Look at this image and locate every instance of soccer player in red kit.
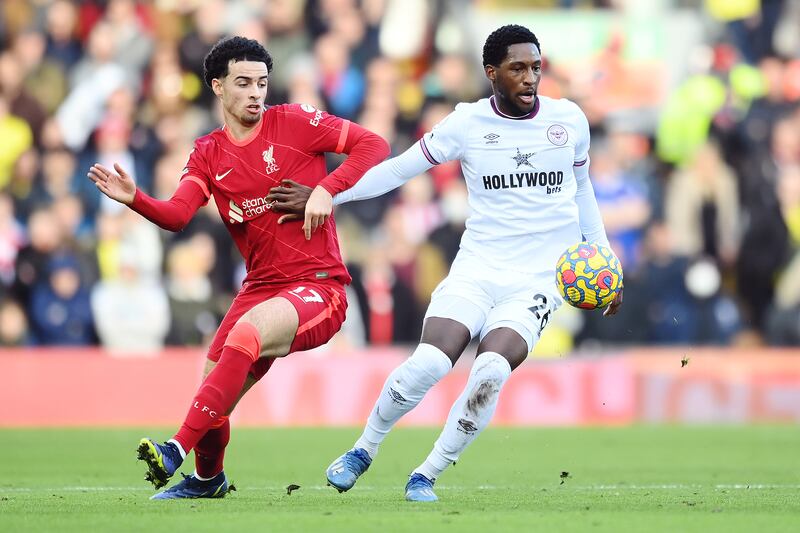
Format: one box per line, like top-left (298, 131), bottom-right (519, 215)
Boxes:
top-left (87, 36), bottom-right (389, 499)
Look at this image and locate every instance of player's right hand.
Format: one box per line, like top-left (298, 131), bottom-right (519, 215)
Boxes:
top-left (603, 286), bottom-right (624, 316)
top-left (87, 163), bottom-right (136, 205)
top-left (303, 185), bottom-right (333, 240)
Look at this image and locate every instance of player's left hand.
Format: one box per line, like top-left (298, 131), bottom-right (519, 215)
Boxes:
top-left (267, 179), bottom-right (313, 224)
top-left (303, 185), bottom-right (333, 240)
top-left (603, 286), bottom-right (624, 317)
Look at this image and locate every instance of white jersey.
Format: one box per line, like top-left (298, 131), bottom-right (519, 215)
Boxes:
top-left (419, 95), bottom-right (588, 274)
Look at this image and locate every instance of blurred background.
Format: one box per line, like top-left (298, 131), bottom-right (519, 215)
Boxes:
top-left (0, 0), bottom-right (799, 358)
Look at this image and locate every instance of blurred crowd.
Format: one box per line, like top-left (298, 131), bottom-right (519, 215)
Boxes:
top-left (0, 0), bottom-right (799, 354)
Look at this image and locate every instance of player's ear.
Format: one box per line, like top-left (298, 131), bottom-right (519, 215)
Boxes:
top-left (485, 65), bottom-right (496, 83)
top-left (211, 78), bottom-right (224, 98)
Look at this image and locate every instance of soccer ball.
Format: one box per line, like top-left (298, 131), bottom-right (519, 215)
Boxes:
top-left (555, 242), bottom-right (623, 309)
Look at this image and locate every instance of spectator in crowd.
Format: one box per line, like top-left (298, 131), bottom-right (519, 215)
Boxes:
top-left (29, 252), bottom-right (95, 345)
top-left (12, 207), bottom-right (63, 309)
top-left (164, 237), bottom-right (218, 347)
top-left (0, 50), bottom-right (47, 146)
top-left (0, 93), bottom-right (33, 189)
top-left (91, 244), bottom-right (170, 354)
top-left (665, 141), bottom-right (740, 267)
top-left (43, 0), bottom-right (83, 71)
top-left (0, 192), bottom-right (24, 288)
top-left (55, 21), bottom-right (129, 151)
top-left (589, 144), bottom-right (651, 271)
top-left (0, 297), bottom-right (30, 347)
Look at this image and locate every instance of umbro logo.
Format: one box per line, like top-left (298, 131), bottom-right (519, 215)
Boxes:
top-left (457, 418), bottom-right (478, 433)
top-left (484, 133), bottom-right (500, 144)
top-left (215, 168), bottom-right (233, 181)
top-left (388, 388), bottom-right (407, 404)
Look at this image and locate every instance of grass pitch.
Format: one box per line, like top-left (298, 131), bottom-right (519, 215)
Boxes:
top-left (1, 426), bottom-right (798, 532)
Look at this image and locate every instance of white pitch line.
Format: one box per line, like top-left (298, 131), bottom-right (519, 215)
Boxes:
top-left (2, 484), bottom-right (800, 493)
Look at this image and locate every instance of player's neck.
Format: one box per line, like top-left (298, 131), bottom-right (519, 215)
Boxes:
top-left (491, 93), bottom-right (537, 118)
top-left (223, 113), bottom-right (262, 142)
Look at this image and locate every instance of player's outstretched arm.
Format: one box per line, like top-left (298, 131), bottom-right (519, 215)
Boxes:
top-left (87, 162), bottom-right (207, 232)
top-left (333, 142), bottom-right (434, 206)
top-left (268, 142), bottom-right (436, 222)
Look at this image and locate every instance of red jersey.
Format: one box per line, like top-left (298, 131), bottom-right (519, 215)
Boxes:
top-left (131, 104), bottom-right (389, 286)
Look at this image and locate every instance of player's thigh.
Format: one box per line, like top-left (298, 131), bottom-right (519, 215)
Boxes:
top-left (207, 282), bottom-right (275, 364)
top-left (240, 296), bottom-right (299, 357)
top-left (205, 283), bottom-right (296, 386)
top-left (424, 269), bottom-right (492, 348)
top-left (278, 282), bottom-right (347, 354)
top-left (223, 283), bottom-right (345, 357)
top-left (480, 282), bottom-right (561, 357)
top-left (206, 294), bottom-right (299, 359)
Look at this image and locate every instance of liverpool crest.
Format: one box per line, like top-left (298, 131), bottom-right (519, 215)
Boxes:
top-left (263, 146), bottom-right (280, 174)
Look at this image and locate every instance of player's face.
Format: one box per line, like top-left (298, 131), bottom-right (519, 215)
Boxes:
top-left (485, 43), bottom-right (542, 116)
top-left (213, 60), bottom-right (269, 126)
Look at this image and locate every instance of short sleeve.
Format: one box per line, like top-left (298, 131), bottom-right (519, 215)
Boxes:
top-left (282, 103), bottom-right (351, 155)
top-left (572, 104), bottom-right (591, 166)
top-left (419, 104), bottom-right (467, 164)
top-left (180, 142), bottom-right (212, 201)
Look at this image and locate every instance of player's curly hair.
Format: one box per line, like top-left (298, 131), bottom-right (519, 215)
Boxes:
top-left (482, 24), bottom-right (541, 67)
top-left (203, 36), bottom-right (273, 88)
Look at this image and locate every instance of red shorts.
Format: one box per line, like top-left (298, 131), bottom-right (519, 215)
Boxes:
top-left (207, 281), bottom-right (347, 380)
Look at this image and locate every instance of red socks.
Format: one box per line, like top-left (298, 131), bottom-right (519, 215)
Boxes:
top-left (194, 417), bottom-right (230, 478)
top-left (172, 322), bottom-right (261, 454)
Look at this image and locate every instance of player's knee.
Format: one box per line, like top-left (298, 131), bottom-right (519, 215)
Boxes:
top-left (224, 321), bottom-right (262, 362)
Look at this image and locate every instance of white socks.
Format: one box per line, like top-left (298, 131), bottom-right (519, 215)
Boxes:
top-left (168, 439), bottom-right (187, 460)
top-left (354, 343), bottom-right (452, 458)
top-left (413, 352), bottom-right (511, 481)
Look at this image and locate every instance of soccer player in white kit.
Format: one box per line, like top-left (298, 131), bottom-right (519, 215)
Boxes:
top-left (269, 24), bottom-right (624, 502)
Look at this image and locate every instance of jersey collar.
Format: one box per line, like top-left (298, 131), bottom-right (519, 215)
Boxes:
top-left (489, 95), bottom-right (540, 120)
top-left (221, 110), bottom-right (266, 147)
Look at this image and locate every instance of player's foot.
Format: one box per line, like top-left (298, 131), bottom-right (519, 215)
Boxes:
top-left (150, 472), bottom-right (232, 500)
top-left (326, 448), bottom-right (372, 492)
top-left (405, 472), bottom-right (438, 502)
top-left (137, 438), bottom-right (183, 489)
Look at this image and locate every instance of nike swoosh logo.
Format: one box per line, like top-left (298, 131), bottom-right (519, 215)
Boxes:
top-left (215, 168), bottom-right (233, 181)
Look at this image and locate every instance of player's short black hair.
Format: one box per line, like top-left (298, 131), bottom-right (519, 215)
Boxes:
top-left (482, 24), bottom-right (541, 67)
top-left (203, 36), bottom-right (273, 88)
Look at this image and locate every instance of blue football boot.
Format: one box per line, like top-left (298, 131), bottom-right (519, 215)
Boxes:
top-left (150, 472), bottom-right (232, 500)
top-left (326, 448), bottom-right (372, 492)
top-left (405, 472), bottom-right (438, 502)
top-left (137, 438), bottom-right (183, 489)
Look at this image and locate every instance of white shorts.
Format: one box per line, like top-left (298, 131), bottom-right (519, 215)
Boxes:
top-left (424, 251), bottom-right (563, 352)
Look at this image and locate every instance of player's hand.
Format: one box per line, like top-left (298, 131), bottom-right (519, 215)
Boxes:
top-left (267, 179), bottom-right (313, 224)
top-left (603, 286), bottom-right (624, 317)
top-left (303, 185), bottom-right (333, 240)
top-left (87, 163), bottom-right (136, 205)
